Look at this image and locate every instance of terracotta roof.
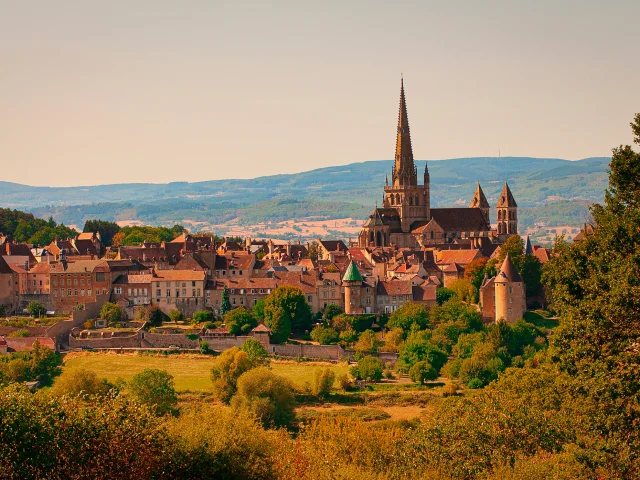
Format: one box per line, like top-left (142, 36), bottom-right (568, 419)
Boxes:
top-left (49, 260), bottom-right (108, 274)
top-left (496, 254), bottom-right (523, 283)
top-left (153, 269), bottom-right (206, 281)
top-left (532, 246), bottom-right (550, 264)
top-left (252, 324), bottom-right (271, 333)
top-left (113, 274), bottom-right (153, 285)
top-left (412, 284), bottom-right (437, 302)
top-left (0, 255), bottom-right (12, 274)
top-left (436, 249), bottom-right (482, 266)
top-left (377, 279), bottom-right (412, 296)
top-left (443, 263), bottom-right (464, 274)
top-left (5, 337), bottom-right (55, 352)
top-left (77, 232), bottom-right (96, 240)
top-left (318, 239), bottom-right (348, 253)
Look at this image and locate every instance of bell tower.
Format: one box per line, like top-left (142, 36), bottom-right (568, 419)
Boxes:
top-left (496, 182), bottom-right (518, 240)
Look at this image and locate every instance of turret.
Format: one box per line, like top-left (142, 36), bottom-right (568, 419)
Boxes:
top-left (494, 254), bottom-right (525, 323)
top-left (342, 260), bottom-right (363, 315)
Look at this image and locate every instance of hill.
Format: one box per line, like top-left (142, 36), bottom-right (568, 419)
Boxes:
top-left (0, 156), bottom-right (608, 241)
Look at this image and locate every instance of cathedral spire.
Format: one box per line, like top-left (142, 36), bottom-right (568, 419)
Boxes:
top-left (393, 76), bottom-right (416, 187)
top-left (469, 182), bottom-right (489, 209)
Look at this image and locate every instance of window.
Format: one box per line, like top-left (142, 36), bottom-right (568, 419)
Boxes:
top-left (251, 289), bottom-right (255, 294)
top-left (81, 290), bottom-right (85, 297)
top-left (127, 288), bottom-right (132, 296)
top-left (181, 289), bottom-right (186, 296)
top-left (166, 290), bottom-right (171, 297)
top-left (231, 289), bottom-right (235, 294)
top-left (95, 272), bottom-right (105, 282)
top-left (323, 291), bottom-right (327, 299)
top-left (182, 283), bottom-right (186, 288)
top-left (156, 289), bottom-right (161, 296)
top-left (115, 287), bottom-right (122, 295)
top-left (175, 282), bottom-right (180, 287)
top-left (88, 289), bottom-right (92, 296)
top-left (331, 291), bottom-right (335, 298)
top-left (67, 289), bottom-right (72, 296)
top-left (307, 295), bottom-right (312, 303)
top-left (232, 298), bottom-right (236, 305)
top-left (259, 289), bottom-right (264, 294)
top-left (192, 281), bottom-right (196, 287)
top-left (81, 279), bottom-right (84, 285)
top-left (74, 290), bottom-right (78, 296)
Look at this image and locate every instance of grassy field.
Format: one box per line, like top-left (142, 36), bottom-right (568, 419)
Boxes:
top-left (62, 352), bottom-right (350, 392)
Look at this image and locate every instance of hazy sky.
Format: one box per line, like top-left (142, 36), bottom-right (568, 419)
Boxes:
top-left (1, 1), bottom-right (638, 187)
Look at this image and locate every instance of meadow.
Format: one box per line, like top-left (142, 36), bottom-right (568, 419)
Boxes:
top-left (62, 352), bottom-right (350, 392)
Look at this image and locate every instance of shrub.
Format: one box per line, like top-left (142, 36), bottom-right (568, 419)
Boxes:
top-left (128, 368), bottom-right (178, 416)
top-left (310, 325), bottom-right (339, 345)
top-left (7, 328), bottom-right (29, 338)
top-left (199, 339), bottom-right (211, 355)
top-left (210, 347), bottom-right (256, 403)
top-left (83, 319), bottom-right (94, 329)
top-left (224, 307), bottom-right (257, 335)
top-left (231, 367), bottom-right (296, 428)
top-left (337, 373), bottom-right (352, 392)
top-left (322, 304), bottom-right (342, 322)
top-left (50, 368), bottom-right (112, 398)
top-left (353, 356), bottom-right (383, 382)
top-left (467, 377), bottom-right (484, 389)
top-left (312, 368), bottom-right (335, 397)
top-left (193, 310), bottom-right (214, 324)
top-left (436, 287), bottom-right (456, 305)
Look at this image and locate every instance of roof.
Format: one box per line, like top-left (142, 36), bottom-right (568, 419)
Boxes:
top-left (428, 208), bottom-right (490, 233)
top-left (436, 249), bottom-right (482, 266)
top-left (443, 263), bottom-right (465, 274)
top-left (496, 182), bottom-right (517, 208)
top-left (532, 246), bottom-right (551, 264)
top-left (393, 77), bottom-right (417, 186)
top-left (496, 254), bottom-right (523, 283)
top-left (49, 260), bottom-right (109, 274)
top-left (113, 274), bottom-right (153, 285)
top-left (252, 324), bottom-right (271, 333)
top-left (342, 260), bottom-right (363, 282)
top-left (4, 337), bottom-right (55, 352)
top-left (469, 183), bottom-right (490, 209)
top-left (318, 239), bottom-right (348, 253)
top-left (363, 208), bottom-right (402, 231)
top-left (412, 284), bottom-right (437, 302)
top-left (377, 279), bottom-right (412, 296)
top-left (0, 255), bottom-right (12, 274)
top-left (153, 269), bottom-right (206, 281)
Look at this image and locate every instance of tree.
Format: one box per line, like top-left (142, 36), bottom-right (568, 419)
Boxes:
top-left (51, 368), bottom-right (111, 398)
top-left (27, 301), bottom-right (46, 317)
top-left (100, 302), bottom-right (123, 325)
top-left (263, 285), bottom-right (312, 336)
top-left (312, 368), bottom-right (335, 397)
top-left (169, 309), bottom-right (183, 323)
top-left (397, 331), bottom-right (448, 374)
top-left (230, 367), bottom-right (296, 428)
top-left (381, 328), bottom-right (404, 353)
top-left (464, 257), bottom-right (489, 290)
top-left (210, 347), bottom-right (256, 403)
top-left (339, 328), bottom-right (358, 346)
top-left (322, 304), bottom-right (342, 322)
top-left (220, 285), bottom-right (231, 316)
top-left (252, 298), bottom-right (266, 320)
top-left (497, 235), bottom-right (525, 268)
top-left (128, 368), bottom-right (178, 416)
top-left (436, 288), bottom-right (456, 305)
top-left (83, 219), bottom-right (121, 247)
top-left (387, 302), bottom-right (430, 331)
top-left (448, 279), bottom-right (478, 304)
top-left (241, 338), bottom-right (268, 364)
top-left (409, 361), bottom-right (438, 385)
top-left (139, 304), bottom-right (163, 326)
top-left (224, 307), bottom-right (257, 335)
top-left (354, 329), bottom-right (381, 354)
top-left (193, 310), bottom-right (214, 324)
top-left (310, 325), bottom-right (339, 345)
top-left (351, 356), bottom-right (383, 382)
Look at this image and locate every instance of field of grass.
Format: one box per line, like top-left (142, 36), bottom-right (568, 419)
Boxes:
top-left (61, 352), bottom-right (350, 392)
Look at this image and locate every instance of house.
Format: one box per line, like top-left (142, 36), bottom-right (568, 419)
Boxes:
top-left (151, 269), bottom-right (206, 317)
top-left (376, 278), bottom-right (413, 314)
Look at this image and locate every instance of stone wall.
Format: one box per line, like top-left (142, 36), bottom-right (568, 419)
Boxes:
top-left (271, 343), bottom-right (348, 361)
top-left (19, 294), bottom-right (53, 311)
top-left (142, 332), bottom-right (199, 349)
top-left (201, 336), bottom-right (247, 350)
top-left (69, 332), bottom-right (141, 349)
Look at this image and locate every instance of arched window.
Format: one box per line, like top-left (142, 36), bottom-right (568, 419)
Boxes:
top-left (409, 196), bottom-right (413, 206)
top-left (396, 194), bottom-right (401, 204)
top-left (390, 195), bottom-right (394, 205)
top-left (415, 194), bottom-right (419, 205)
top-left (369, 231), bottom-right (374, 245)
top-left (376, 231), bottom-right (382, 246)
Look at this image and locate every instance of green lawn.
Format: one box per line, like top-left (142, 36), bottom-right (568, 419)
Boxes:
top-left (62, 353), bottom-right (349, 392)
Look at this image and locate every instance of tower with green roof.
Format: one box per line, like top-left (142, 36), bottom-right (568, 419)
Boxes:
top-left (342, 259), bottom-right (363, 314)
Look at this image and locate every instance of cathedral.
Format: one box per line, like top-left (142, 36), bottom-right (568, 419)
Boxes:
top-left (358, 79), bottom-right (518, 249)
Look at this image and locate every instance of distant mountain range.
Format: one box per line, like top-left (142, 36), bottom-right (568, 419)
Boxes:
top-left (0, 156), bottom-right (609, 238)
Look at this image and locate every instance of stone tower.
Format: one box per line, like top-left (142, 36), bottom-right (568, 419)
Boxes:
top-left (496, 182), bottom-right (517, 240)
top-left (494, 254), bottom-right (526, 323)
top-left (342, 260), bottom-right (363, 315)
top-left (469, 182), bottom-right (490, 225)
top-left (382, 77), bottom-right (430, 232)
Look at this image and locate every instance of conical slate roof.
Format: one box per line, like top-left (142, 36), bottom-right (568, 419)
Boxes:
top-left (469, 183), bottom-right (490, 209)
top-left (524, 235), bottom-right (533, 255)
top-left (342, 260), bottom-right (363, 282)
top-left (496, 182), bottom-right (517, 207)
top-left (496, 254), bottom-right (523, 283)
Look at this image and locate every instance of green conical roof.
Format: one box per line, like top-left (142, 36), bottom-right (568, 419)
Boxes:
top-left (342, 260), bottom-right (363, 282)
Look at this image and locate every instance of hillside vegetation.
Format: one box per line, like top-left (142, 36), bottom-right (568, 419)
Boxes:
top-left (1, 157), bottom-right (608, 235)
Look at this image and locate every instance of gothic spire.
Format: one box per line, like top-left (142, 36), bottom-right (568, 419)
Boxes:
top-left (496, 182), bottom-right (517, 207)
top-left (469, 182), bottom-right (490, 209)
top-left (393, 76), bottom-right (417, 187)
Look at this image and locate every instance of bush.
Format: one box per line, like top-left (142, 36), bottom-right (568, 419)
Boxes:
top-left (467, 377), bottom-right (484, 389)
top-left (337, 373), bottom-right (352, 392)
top-left (199, 339), bottom-right (211, 355)
top-left (436, 287), bottom-right (456, 305)
top-left (50, 368), bottom-right (112, 398)
top-left (409, 361), bottom-right (438, 385)
top-left (7, 328), bottom-right (29, 338)
top-left (169, 309), bottom-right (183, 323)
top-left (100, 302), bottom-right (123, 325)
top-left (322, 304), bottom-right (342, 322)
top-left (231, 367), bottom-right (296, 428)
top-left (310, 325), bottom-right (339, 345)
top-left (83, 319), bottom-right (94, 329)
top-left (193, 310), bottom-right (214, 324)
top-left (27, 301), bottom-right (46, 317)
top-left (312, 368), bottom-right (335, 397)
top-left (210, 347), bottom-right (256, 403)
top-left (224, 307), bottom-right (257, 335)
top-left (353, 356), bottom-right (383, 383)
top-left (128, 368), bottom-right (178, 416)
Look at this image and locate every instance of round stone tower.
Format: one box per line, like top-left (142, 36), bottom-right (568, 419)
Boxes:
top-left (342, 259), bottom-right (363, 315)
top-left (495, 254), bottom-right (526, 323)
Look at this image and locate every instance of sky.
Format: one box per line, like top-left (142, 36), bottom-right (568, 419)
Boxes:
top-left (1, 0), bottom-right (638, 187)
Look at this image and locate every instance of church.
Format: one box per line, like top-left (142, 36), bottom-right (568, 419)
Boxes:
top-left (358, 79), bottom-right (518, 249)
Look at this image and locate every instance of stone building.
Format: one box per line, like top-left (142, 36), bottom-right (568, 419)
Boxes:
top-left (358, 78), bottom-right (518, 249)
top-left (480, 254), bottom-right (526, 323)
